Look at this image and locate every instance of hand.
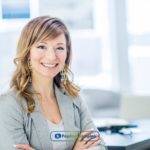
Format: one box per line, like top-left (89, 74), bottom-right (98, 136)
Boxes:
top-left (14, 144), bottom-right (35, 150)
top-left (73, 129), bottom-right (100, 150)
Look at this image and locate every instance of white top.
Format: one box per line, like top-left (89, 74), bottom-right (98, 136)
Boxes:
top-left (47, 119), bottom-right (67, 150)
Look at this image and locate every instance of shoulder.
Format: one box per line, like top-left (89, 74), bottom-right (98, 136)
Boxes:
top-left (0, 90), bottom-right (19, 105)
top-left (0, 91), bottom-right (26, 131)
top-left (55, 84), bottom-right (82, 108)
top-left (0, 90), bottom-right (16, 105)
top-left (70, 92), bottom-right (85, 109)
top-left (0, 90), bottom-right (24, 114)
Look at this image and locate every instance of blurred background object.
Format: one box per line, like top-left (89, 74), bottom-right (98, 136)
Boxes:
top-left (120, 95), bottom-right (150, 120)
top-left (81, 88), bottom-right (121, 118)
top-left (1, 0), bottom-right (150, 120)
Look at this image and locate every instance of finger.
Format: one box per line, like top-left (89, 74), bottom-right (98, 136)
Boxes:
top-left (83, 132), bottom-right (100, 143)
top-left (14, 144), bottom-right (29, 150)
top-left (74, 133), bottom-right (93, 149)
top-left (79, 130), bottom-right (94, 141)
top-left (89, 133), bottom-right (100, 142)
top-left (88, 139), bottom-right (101, 148)
top-left (84, 134), bottom-right (100, 147)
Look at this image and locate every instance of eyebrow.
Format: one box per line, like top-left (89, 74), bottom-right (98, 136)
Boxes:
top-left (39, 42), bottom-right (65, 45)
top-left (57, 43), bottom-right (65, 45)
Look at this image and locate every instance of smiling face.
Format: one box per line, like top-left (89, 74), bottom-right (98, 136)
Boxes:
top-left (29, 34), bottom-right (67, 81)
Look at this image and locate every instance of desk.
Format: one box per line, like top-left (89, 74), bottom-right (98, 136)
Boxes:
top-left (99, 120), bottom-right (150, 150)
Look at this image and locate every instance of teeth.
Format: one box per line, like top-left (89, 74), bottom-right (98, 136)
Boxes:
top-left (42, 63), bottom-right (57, 68)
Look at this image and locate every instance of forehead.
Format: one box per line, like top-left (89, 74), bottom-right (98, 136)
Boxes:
top-left (40, 34), bottom-right (66, 44)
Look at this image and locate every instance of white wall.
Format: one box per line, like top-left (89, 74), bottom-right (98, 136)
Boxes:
top-left (0, 30), bottom-right (20, 93)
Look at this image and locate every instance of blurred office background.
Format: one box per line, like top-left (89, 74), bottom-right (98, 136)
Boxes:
top-left (0, 0), bottom-right (150, 120)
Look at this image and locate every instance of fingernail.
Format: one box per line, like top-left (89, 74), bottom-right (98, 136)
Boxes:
top-left (13, 145), bottom-right (17, 147)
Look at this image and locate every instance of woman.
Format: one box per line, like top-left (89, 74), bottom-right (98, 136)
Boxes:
top-left (0, 16), bottom-right (107, 150)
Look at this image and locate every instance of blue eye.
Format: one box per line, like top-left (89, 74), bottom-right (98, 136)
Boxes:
top-left (37, 45), bottom-right (47, 49)
top-left (57, 47), bottom-right (64, 50)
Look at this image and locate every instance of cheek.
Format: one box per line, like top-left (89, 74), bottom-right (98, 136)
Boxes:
top-left (57, 51), bottom-right (67, 62)
top-left (61, 53), bottom-right (67, 64)
top-left (30, 52), bottom-right (42, 66)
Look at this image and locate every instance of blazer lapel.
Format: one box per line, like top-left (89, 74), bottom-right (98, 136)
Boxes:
top-left (30, 98), bottom-right (53, 150)
top-left (54, 85), bottom-right (80, 148)
top-left (28, 84), bottom-right (80, 149)
top-left (25, 83), bottom-right (52, 150)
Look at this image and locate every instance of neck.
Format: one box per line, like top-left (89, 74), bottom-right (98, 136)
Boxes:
top-left (32, 76), bottom-right (55, 101)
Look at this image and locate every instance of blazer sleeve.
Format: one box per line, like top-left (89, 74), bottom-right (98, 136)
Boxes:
top-left (79, 96), bottom-right (108, 150)
top-left (0, 93), bottom-right (29, 150)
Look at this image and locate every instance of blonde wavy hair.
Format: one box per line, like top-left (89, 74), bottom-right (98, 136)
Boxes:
top-left (10, 16), bottom-right (80, 112)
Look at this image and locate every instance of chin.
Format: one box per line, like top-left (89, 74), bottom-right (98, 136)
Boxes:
top-left (41, 72), bottom-right (59, 79)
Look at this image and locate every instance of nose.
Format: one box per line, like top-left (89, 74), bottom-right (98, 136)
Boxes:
top-left (46, 47), bottom-right (57, 60)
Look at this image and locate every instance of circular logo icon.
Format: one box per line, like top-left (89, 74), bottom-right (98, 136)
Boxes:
top-left (55, 133), bottom-right (61, 139)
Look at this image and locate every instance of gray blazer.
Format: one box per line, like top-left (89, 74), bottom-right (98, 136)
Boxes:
top-left (0, 84), bottom-right (107, 150)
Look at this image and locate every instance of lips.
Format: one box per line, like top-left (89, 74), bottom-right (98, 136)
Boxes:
top-left (41, 63), bottom-right (58, 69)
